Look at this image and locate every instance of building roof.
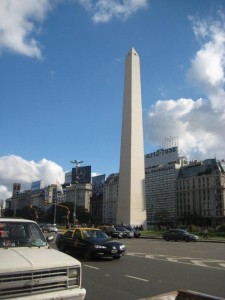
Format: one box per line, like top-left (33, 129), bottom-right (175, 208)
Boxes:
top-left (178, 159), bottom-right (224, 178)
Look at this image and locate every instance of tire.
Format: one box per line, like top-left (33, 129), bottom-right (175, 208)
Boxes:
top-left (165, 236), bottom-right (170, 241)
top-left (113, 256), bottom-right (121, 259)
top-left (83, 249), bottom-right (92, 260)
top-left (185, 237), bottom-right (190, 242)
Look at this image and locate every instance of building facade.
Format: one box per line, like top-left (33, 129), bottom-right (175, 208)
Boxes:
top-left (65, 183), bottom-right (92, 212)
top-left (145, 146), bottom-right (187, 227)
top-left (103, 173), bottom-right (119, 225)
top-left (176, 159), bottom-right (225, 226)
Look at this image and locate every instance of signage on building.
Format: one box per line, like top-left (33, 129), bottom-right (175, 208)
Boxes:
top-left (145, 146), bottom-right (179, 168)
top-left (72, 166), bottom-right (91, 184)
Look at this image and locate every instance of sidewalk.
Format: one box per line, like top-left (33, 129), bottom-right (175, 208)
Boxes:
top-left (140, 235), bottom-right (225, 243)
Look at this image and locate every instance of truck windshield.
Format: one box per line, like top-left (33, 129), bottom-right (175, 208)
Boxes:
top-left (0, 221), bottom-right (47, 248)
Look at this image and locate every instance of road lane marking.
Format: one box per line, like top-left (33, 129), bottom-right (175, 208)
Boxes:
top-left (167, 258), bottom-right (178, 262)
top-left (191, 260), bottom-right (207, 267)
top-left (219, 263), bottom-right (225, 268)
top-left (84, 265), bottom-right (100, 270)
top-left (125, 275), bottom-right (149, 282)
top-left (126, 252), bottom-right (225, 270)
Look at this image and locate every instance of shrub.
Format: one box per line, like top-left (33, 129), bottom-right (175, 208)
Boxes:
top-left (216, 223), bottom-right (225, 232)
top-left (189, 224), bottom-right (201, 232)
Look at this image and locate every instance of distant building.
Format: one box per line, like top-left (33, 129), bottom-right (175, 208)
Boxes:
top-left (65, 171), bottom-right (72, 184)
top-left (90, 175), bottom-right (105, 225)
top-left (176, 159), bottom-right (225, 226)
top-left (103, 173), bottom-right (119, 224)
top-left (65, 183), bottom-right (92, 213)
top-left (145, 146), bottom-right (188, 227)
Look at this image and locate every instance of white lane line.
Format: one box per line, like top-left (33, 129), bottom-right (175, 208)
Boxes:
top-left (84, 265), bottom-right (100, 270)
top-left (219, 263), bottom-right (225, 268)
top-left (191, 260), bottom-right (207, 267)
top-left (167, 258), bottom-right (178, 262)
top-left (125, 275), bottom-right (149, 282)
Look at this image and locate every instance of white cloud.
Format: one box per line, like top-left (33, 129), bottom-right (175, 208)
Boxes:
top-left (145, 12), bottom-right (225, 161)
top-left (78, 0), bottom-right (149, 23)
top-left (0, 0), bottom-right (54, 58)
top-left (0, 155), bottom-right (65, 201)
top-left (0, 0), bottom-right (148, 58)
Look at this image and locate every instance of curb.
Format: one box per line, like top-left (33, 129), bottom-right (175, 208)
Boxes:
top-left (140, 236), bottom-right (225, 243)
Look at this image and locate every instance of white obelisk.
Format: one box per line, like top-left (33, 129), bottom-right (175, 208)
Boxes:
top-left (117, 48), bottom-right (146, 227)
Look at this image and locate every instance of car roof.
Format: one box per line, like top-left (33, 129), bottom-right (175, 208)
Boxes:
top-left (0, 218), bottom-right (36, 224)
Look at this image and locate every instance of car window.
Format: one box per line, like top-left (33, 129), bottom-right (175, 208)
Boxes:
top-left (64, 230), bottom-right (74, 238)
top-left (74, 230), bottom-right (81, 239)
top-left (0, 222), bottom-right (46, 248)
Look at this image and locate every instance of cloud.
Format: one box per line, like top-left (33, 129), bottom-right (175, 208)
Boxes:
top-left (0, 0), bottom-right (54, 58)
top-left (145, 12), bottom-right (225, 161)
top-left (0, 155), bottom-right (65, 201)
top-left (78, 0), bottom-right (149, 23)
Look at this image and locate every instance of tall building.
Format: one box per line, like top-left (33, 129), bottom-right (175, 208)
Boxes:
top-left (103, 173), bottom-right (119, 224)
top-left (145, 146), bottom-right (187, 227)
top-left (91, 175), bottom-right (105, 225)
top-left (117, 48), bottom-right (146, 227)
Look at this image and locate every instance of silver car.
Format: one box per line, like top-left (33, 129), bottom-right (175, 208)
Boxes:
top-left (42, 224), bottom-right (58, 233)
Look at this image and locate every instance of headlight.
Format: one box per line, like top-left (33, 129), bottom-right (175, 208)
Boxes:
top-left (68, 268), bottom-right (79, 278)
top-left (94, 244), bottom-right (107, 249)
top-left (119, 244), bottom-right (125, 250)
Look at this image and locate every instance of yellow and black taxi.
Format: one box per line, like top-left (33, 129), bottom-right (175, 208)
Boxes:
top-left (56, 228), bottom-right (126, 260)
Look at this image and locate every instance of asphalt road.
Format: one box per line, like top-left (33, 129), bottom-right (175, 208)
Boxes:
top-left (49, 236), bottom-right (225, 300)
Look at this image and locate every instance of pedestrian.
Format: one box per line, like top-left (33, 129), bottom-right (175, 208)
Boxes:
top-left (203, 227), bottom-right (208, 239)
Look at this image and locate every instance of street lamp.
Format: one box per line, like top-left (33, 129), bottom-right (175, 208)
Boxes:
top-left (70, 160), bottom-right (83, 226)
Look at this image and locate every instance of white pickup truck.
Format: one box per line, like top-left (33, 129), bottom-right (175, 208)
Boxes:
top-left (0, 218), bottom-right (86, 300)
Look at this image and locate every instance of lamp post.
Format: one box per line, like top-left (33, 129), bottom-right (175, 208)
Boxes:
top-left (70, 160), bottom-right (83, 226)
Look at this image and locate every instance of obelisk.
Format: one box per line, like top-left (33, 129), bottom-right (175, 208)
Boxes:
top-left (117, 48), bottom-right (146, 227)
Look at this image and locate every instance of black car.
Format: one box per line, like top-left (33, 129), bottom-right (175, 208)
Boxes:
top-left (56, 228), bottom-right (126, 260)
top-left (98, 226), bottom-right (123, 239)
top-left (123, 226), bottom-right (141, 238)
top-left (162, 229), bottom-right (199, 242)
top-left (114, 226), bottom-right (134, 238)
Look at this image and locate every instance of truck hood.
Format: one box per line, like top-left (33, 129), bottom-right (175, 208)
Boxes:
top-left (0, 247), bottom-right (80, 273)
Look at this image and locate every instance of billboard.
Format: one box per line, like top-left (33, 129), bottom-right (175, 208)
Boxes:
top-left (145, 146), bottom-right (179, 168)
top-left (72, 166), bottom-right (91, 184)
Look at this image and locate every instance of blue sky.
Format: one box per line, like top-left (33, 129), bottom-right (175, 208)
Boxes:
top-left (0, 0), bottom-right (225, 200)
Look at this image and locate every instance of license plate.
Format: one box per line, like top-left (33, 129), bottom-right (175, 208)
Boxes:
top-left (111, 249), bottom-right (118, 253)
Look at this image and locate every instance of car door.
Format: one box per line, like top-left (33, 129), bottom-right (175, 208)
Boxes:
top-left (62, 230), bottom-right (74, 250)
top-left (72, 229), bottom-right (87, 255)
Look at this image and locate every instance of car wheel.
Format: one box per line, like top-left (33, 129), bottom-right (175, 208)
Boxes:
top-left (185, 237), bottom-right (190, 242)
top-left (165, 236), bottom-right (170, 241)
top-left (114, 256), bottom-right (121, 259)
top-left (83, 249), bottom-right (92, 260)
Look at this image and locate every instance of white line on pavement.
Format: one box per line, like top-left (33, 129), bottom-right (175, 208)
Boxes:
top-left (125, 275), bottom-right (149, 282)
top-left (84, 265), bottom-right (100, 270)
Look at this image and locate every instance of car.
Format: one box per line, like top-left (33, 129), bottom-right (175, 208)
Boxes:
top-left (162, 229), bottom-right (199, 242)
top-left (98, 225), bottom-right (123, 239)
top-left (114, 226), bottom-right (134, 238)
top-left (0, 218), bottom-right (86, 299)
top-left (56, 227), bottom-right (126, 260)
top-left (123, 225), bottom-right (141, 238)
top-left (42, 223), bottom-right (58, 233)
